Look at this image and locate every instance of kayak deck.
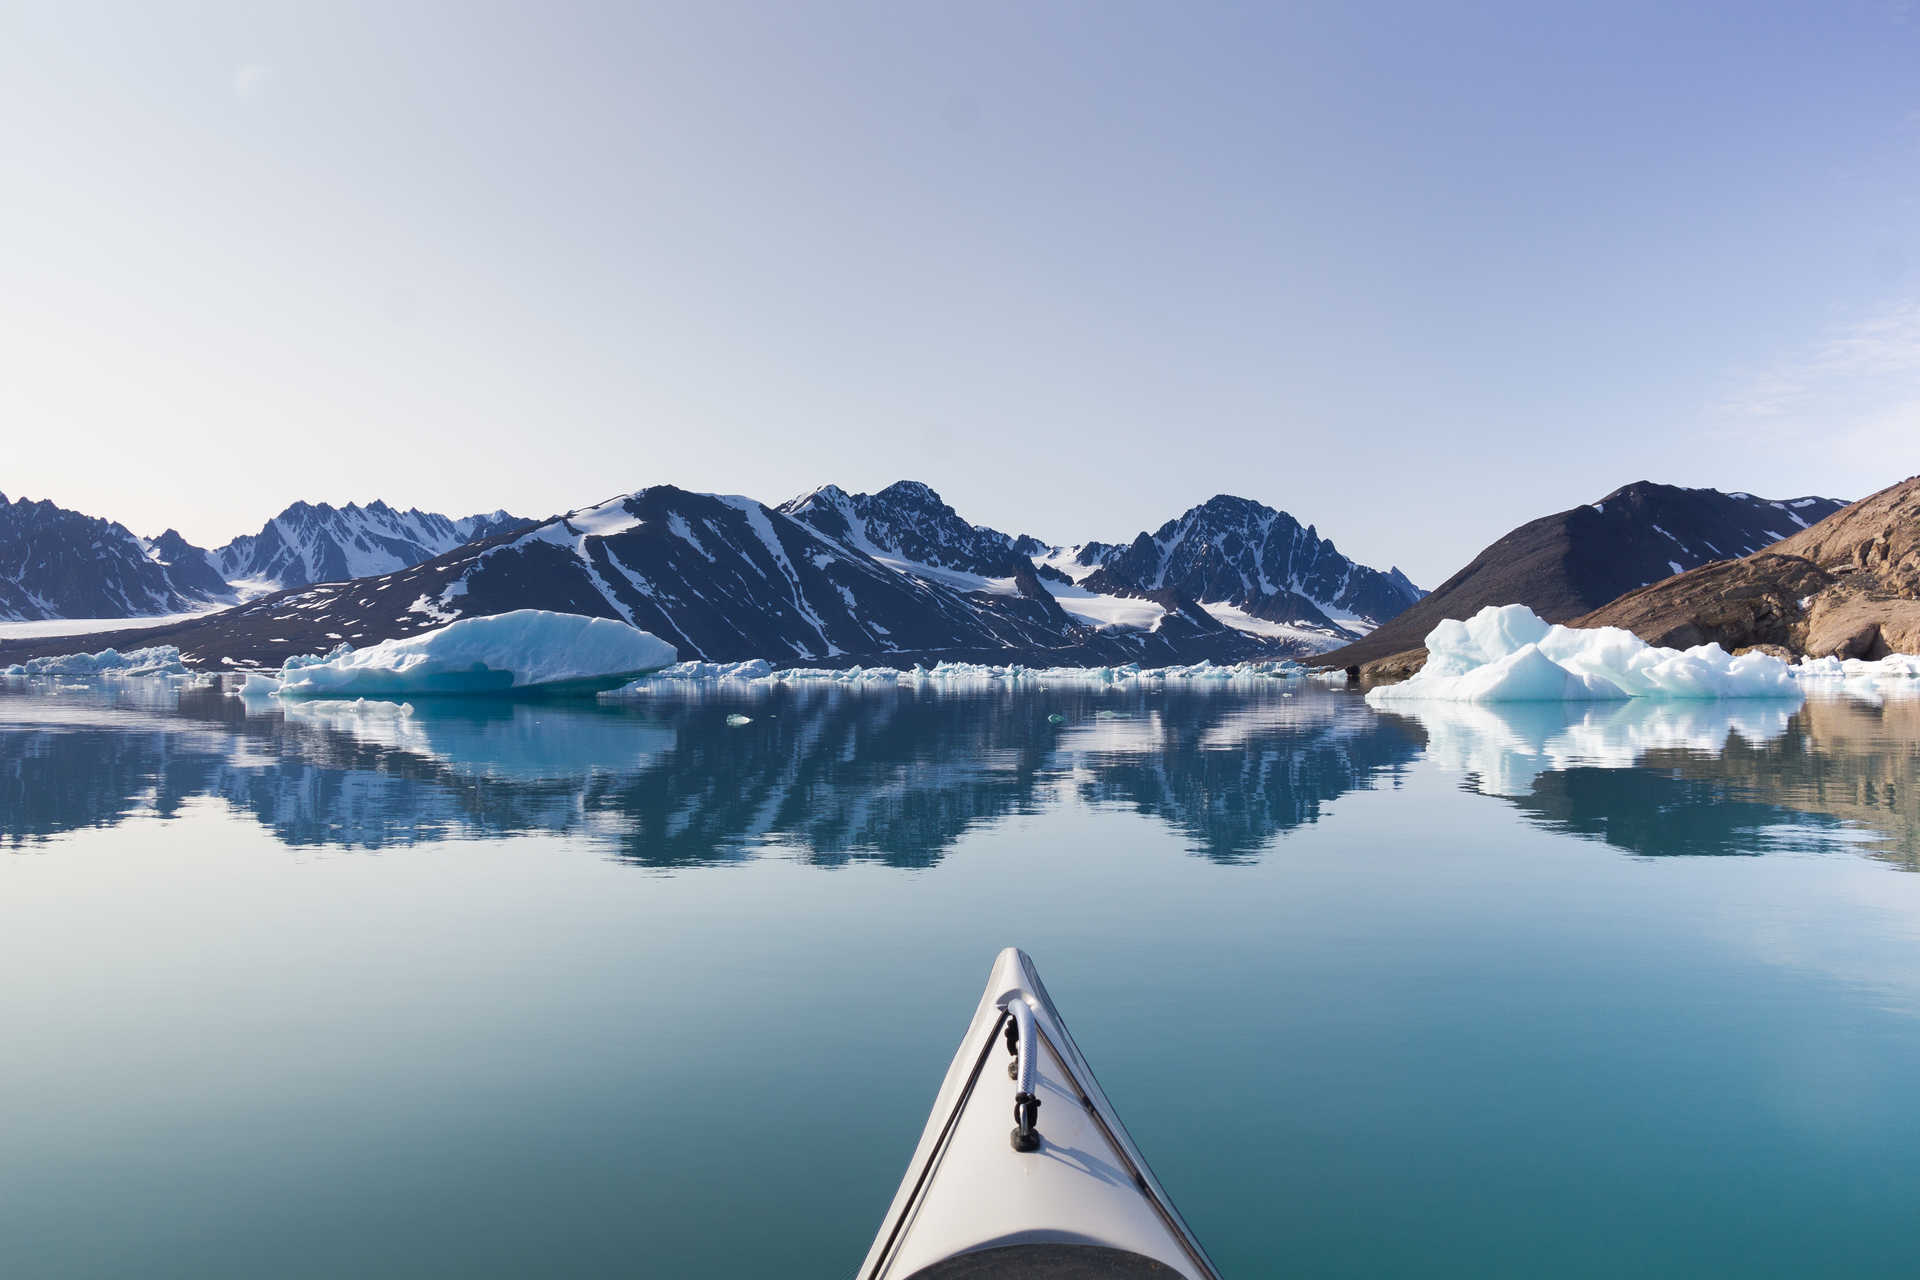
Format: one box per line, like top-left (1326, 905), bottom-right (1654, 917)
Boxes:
top-left (902, 1244), bottom-right (1187, 1277)
top-left (861, 949), bottom-right (1220, 1280)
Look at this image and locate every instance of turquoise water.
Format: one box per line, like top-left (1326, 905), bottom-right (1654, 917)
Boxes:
top-left (3, 677), bottom-right (1919, 1276)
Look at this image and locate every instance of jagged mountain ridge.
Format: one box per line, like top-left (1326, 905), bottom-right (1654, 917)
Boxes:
top-left (779, 482), bottom-right (1421, 641)
top-left (144, 529), bottom-right (232, 600)
top-left (0, 492), bottom-right (528, 622)
top-left (0, 492), bottom-right (228, 621)
top-left (1074, 494), bottom-right (1423, 634)
top-left (212, 500), bottom-right (524, 591)
top-left (0, 485), bottom-right (1302, 670)
top-left (778, 480), bottom-right (1034, 578)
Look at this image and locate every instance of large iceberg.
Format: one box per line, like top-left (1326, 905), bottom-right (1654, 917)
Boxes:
top-left (1367, 604), bottom-right (1801, 704)
top-left (274, 610), bottom-right (676, 699)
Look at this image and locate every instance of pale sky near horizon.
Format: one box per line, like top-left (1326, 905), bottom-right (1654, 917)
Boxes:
top-left (3, 2), bottom-right (1918, 586)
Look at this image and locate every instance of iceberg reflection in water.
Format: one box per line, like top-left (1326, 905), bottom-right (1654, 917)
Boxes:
top-left (1377, 693), bottom-right (1920, 865)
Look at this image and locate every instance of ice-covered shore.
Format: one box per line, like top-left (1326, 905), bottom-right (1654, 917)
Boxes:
top-left (1367, 604), bottom-right (1800, 704)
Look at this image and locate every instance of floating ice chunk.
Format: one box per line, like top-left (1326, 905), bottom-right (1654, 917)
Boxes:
top-left (1370, 604), bottom-right (1801, 703)
top-left (238, 671), bottom-right (282, 698)
top-left (276, 610), bottom-right (676, 699)
top-left (2, 645), bottom-right (187, 678)
top-left (645, 659), bottom-right (775, 682)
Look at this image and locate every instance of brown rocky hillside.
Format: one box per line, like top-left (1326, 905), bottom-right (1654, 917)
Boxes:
top-left (1575, 475), bottom-right (1920, 659)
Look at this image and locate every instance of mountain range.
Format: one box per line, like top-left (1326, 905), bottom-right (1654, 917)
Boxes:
top-left (0, 481), bottom-right (1425, 669)
top-left (0, 492), bottom-right (262, 621)
top-left (0, 496), bottom-right (525, 622)
top-left (4, 476), bottom-right (1882, 675)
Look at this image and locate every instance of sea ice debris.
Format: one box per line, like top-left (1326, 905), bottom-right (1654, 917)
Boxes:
top-left (2, 645), bottom-right (187, 678)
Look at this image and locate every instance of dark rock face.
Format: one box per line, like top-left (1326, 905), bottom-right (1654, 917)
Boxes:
top-left (2, 486), bottom-right (1323, 671)
top-left (213, 500), bottom-right (525, 590)
top-left (0, 493), bottom-right (227, 621)
top-left (1314, 482), bottom-right (1848, 670)
top-left (1076, 494), bottom-right (1422, 636)
top-left (144, 530), bottom-right (232, 599)
top-left (1577, 475), bottom-right (1920, 659)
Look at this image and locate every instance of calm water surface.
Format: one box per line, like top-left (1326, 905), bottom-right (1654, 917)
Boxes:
top-left (3, 676), bottom-right (1920, 1277)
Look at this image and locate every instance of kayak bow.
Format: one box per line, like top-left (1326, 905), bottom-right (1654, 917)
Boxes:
top-left (860, 948), bottom-right (1223, 1279)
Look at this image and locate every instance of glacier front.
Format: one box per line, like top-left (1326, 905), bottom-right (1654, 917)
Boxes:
top-left (274, 610), bottom-right (676, 699)
top-left (1366, 604), bottom-right (1800, 704)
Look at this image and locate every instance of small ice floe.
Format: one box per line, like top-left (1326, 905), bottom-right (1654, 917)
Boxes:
top-left (1367, 604), bottom-right (1800, 704)
top-left (237, 671), bottom-right (283, 698)
top-left (275, 610), bottom-right (676, 698)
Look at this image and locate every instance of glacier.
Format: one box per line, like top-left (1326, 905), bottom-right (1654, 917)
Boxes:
top-left (1366, 604), bottom-right (1801, 704)
top-left (272, 610), bottom-right (677, 699)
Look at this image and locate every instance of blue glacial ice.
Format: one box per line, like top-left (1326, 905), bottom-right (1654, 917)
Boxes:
top-left (273, 610), bottom-right (677, 699)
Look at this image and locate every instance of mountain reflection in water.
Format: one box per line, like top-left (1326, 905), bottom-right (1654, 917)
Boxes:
top-left (1376, 688), bottom-right (1920, 866)
top-left (0, 681), bottom-right (1421, 866)
top-left (8, 680), bottom-right (1917, 869)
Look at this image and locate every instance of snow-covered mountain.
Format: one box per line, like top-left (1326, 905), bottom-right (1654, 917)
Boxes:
top-left (143, 529), bottom-right (232, 600)
top-left (779, 480), bottom-right (1032, 577)
top-left (0, 493), bottom-right (229, 621)
top-left (0, 494), bottom-right (527, 622)
top-left (19, 485), bottom-right (1298, 670)
top-left (1062, 494), bottom-right (1423, 636)
top-left (212, 500), bottom-right (524, 591)
top-left (779, 482), bottom-right (1418, 642)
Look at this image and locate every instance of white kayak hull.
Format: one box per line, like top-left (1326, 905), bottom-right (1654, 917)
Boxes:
top-left (860, 948), bottom-right (1222, 1280)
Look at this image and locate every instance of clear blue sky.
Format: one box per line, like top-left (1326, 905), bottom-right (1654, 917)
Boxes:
top-left (3, 1), bottom-right (1917, 585)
